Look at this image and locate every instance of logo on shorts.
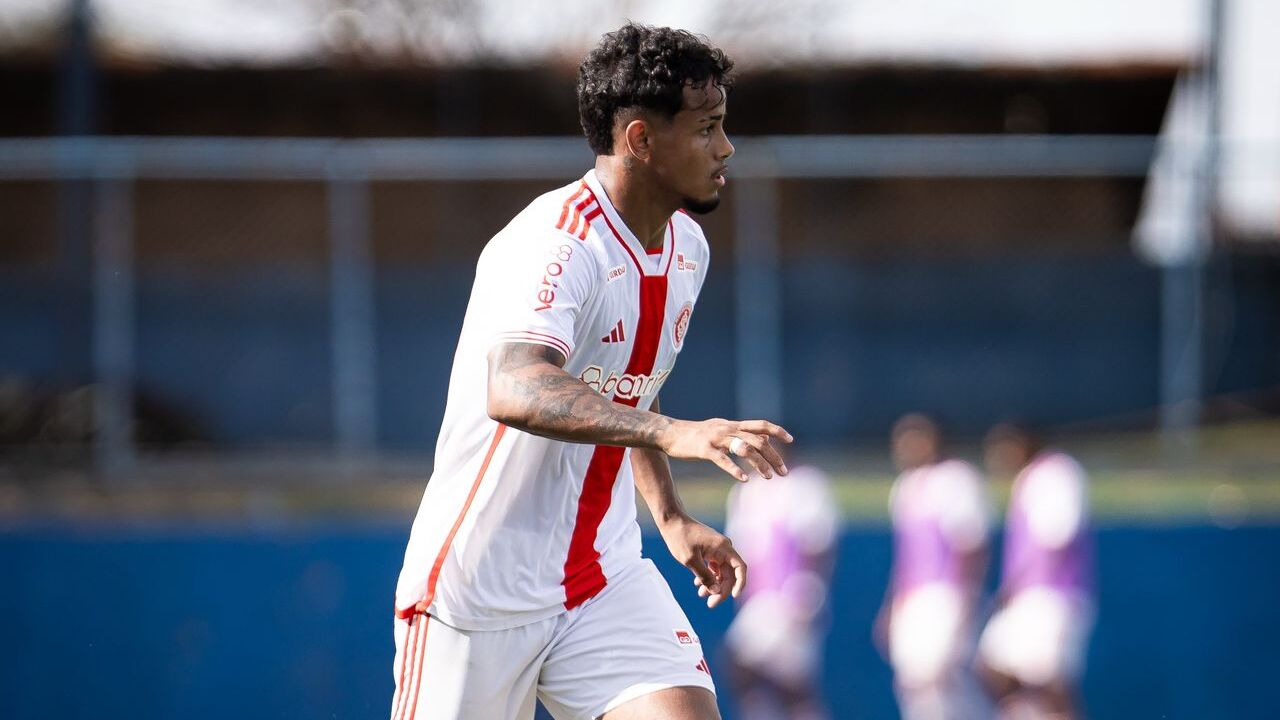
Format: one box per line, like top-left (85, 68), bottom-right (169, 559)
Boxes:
top-left (671, 302), bottom-right (693, 350)
top-left (694, 658), bottom-right (712, 675)
top-left (673, 629), bottom-right (700, 646)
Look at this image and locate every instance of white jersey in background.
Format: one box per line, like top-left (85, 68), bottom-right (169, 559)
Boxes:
top-left (394, 169), bottom-right (710, 630)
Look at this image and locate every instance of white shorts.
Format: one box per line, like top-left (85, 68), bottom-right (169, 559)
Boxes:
top-left (888, 583), bottom-right (971, 688)
top-left (723, 589), bottom-right (823, 687)
top-left (388, 559), bottom-right (715, 720)
top-left (978, 586), bottom-right (1094, 687)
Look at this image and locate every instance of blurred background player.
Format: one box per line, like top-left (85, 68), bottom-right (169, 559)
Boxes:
top-left (876, 413), bottom-right (993, 720)
top-left (977, 423), bottom-right (1095, 720)
top-left (722, 449), bottom-right (838, 720)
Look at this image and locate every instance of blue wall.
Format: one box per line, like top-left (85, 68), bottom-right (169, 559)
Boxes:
top-left (3, 522), bottom-right (1278, 719)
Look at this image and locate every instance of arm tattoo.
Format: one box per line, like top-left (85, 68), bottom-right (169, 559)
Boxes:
top-left (488, 343), bottom-right (672, 448)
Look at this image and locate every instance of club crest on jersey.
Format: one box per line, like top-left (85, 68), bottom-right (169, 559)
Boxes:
top-left (672, 302), bottom-right (693, 350)
top-left (676, 253), bottom-right (698, 272)
top-left (673, 629), bottom-right (701, 646)
top-left (578, 364), bottom-right (669, 400)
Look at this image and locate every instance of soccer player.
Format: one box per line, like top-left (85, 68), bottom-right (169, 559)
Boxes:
top-left (976, 423), bottom-right (1094, 720)
top-left (722, 451), bottom-right (838, 720)
top-left (876, 414), bottom-right (992, 720)
top-left (389, 23), bottom-right (792, 720)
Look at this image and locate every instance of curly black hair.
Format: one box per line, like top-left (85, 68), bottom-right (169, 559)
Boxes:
top-left (577, 22), bottom-right (734, 156)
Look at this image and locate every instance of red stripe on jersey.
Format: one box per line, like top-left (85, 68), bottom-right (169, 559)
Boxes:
top-left (663, 220), bottom-right (676, 275)
top-left (562, 275), bottom-right (669, 609)
top-left (627, 276), bottom-right (669, 378)
top-left (587, 187), bottom-right (645, 273)
top-left (562, 445), bottom-right (626, 608)
top-left (578, 206), bottom-right (601, 240)
top-left (397, 424), bottom-right (507, 620)
top-left (556, 183), bottom-right (589, 231)
top-left (567, 196), bottom-right (595, 237)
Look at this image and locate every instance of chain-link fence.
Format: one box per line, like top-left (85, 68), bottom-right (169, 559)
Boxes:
top-left (4, 134), bottom-right (1277, 479)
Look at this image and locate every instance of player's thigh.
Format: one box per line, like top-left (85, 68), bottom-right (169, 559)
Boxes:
top-left (889, 583), bottom-right (965, 687)
top-left (978, 587), bottom-right (1079, 688)
top-left (538, 560), bottom-right (716, 720)
top-left (724, 593), bottom-right (820, 689)
top-left (389, 612), bottom-right (550, 720)
top-left (602, 685), bottom-right (720, 720)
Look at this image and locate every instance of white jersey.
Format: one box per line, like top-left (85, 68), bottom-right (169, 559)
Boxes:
top-left (394, 169), bottom-right (711, 630)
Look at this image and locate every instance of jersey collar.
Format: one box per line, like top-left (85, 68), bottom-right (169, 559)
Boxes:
top-left (584, 169), bottom-right (674, 277)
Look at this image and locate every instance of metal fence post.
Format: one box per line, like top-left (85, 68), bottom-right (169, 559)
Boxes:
top-left (327, 153), bottom-right (379, 461)
top-left (733, 154), bottom-right (784, 424)
top-left (91, 158), bottom-right (137, 477)
top-left (1159, 0), bottom-right (1221, 456)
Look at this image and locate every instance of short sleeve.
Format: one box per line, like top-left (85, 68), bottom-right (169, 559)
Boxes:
top-left (1024, 457), bottom-right (1087, 550)
top-left (480, 231), bottom-right (599, 361)
top-left (934, 462), bottom-right (990, 553)
top-left (783, 467), bottom-right (839, 554)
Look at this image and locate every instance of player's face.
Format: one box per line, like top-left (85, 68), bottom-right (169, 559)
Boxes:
top-left (984, 436), bottom-right (1031, 478)
top-left (892, 428), bottom-right (938, 471)
top-left (649, 82), bottom-right (734, 214)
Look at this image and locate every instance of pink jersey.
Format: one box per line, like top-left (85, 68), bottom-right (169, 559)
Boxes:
top-left (394, 170), bottom-right (711, 630)
top-left (889, 460), bottom-right (990, 596)
top-left (725, 465), bottom-right (838, 608)
top-left (1001, 451), bottom-right (1093, 596)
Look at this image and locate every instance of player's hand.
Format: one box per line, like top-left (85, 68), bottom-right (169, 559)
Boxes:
top-left (658, 418), bottom-right (793, 483)
top-left (658, 514), bottom-right (746, 609)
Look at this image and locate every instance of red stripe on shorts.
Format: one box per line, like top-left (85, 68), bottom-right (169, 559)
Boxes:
top-left (405, 615), bottom-right (430, 720)
top-left (392, 615), bottom-right (421, 720)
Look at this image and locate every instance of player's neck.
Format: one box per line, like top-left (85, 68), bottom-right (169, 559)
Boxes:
top-left (594, 160), bottom-right (674, 251)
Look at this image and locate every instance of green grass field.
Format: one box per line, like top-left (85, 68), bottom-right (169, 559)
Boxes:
top-left (1, 420), bottom-right (1277, 526)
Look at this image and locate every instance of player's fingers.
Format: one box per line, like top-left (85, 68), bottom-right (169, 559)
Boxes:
top-left (708, 558), bottom-right (737, 609)
top-left (686, 556), bottom-right (721, 595)
top-left (735, 420), bottom-right (794, 443)
top-left (693, 575), bottom-right (711, 597)
top-left (709, 450), bottom-right (748, 483)
top-left (735, 444), bottom-right (775, 479)
top-left (734, 433), bottom-right (787, 476)
top-left (726, 551), bottom-right (748, 598)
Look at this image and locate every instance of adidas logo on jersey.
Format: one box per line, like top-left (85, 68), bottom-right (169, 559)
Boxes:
top-left (601, 320), bottom-right (626, 344)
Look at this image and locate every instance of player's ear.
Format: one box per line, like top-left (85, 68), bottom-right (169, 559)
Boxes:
top-left (623, 118), bottom-right (652, 162)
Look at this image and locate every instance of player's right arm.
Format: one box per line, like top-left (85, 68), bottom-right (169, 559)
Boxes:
top-left (485, 342), bottom-right (791, 482)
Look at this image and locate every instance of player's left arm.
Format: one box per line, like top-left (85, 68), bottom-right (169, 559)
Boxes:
top-left (632, 394), bottom-right (746, 609)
